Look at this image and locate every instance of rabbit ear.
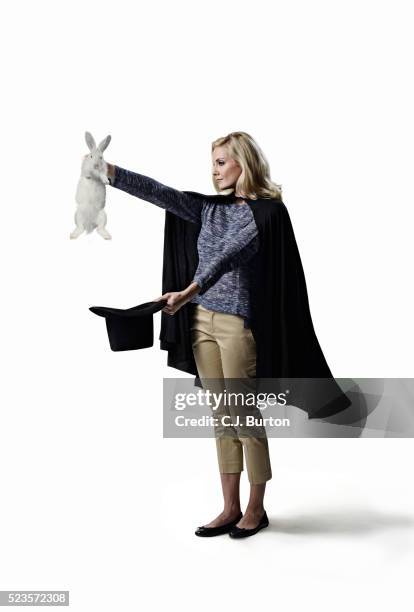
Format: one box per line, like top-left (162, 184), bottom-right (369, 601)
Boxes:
top-left (98, 134), bottom-right (111, 152)
top-left (85, 131), bottom-right (96, 152)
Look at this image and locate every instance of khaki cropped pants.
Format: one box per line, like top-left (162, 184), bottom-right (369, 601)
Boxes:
top-left (190, 304), bottom-right (272, 485)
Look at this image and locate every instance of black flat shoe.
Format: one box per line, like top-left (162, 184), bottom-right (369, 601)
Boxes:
top-left (195, 512), bottom-right (243, 537)
top-left (228, 511), bottom-right (269, 539)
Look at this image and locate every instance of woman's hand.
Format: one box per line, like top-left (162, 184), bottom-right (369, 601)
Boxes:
top-left (154, 291), bottom-right (188, 315)
top-left (154, 282), bottom-right (201, 315)
top-left (106, 162), bottom-right (115, 181)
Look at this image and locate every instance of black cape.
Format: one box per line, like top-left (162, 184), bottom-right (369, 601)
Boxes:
top-left (158, 192), bottom-right (352, 420)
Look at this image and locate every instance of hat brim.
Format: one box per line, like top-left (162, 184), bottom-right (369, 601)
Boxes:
top-left (89, 299), bottom-right (167, 319)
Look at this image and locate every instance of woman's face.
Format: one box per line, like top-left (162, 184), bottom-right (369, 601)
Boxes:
top-left (212, 145), bottom-right (242, 191)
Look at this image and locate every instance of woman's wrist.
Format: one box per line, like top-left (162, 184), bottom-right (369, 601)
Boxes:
top-left (182, 281), bottom-right (201, 300)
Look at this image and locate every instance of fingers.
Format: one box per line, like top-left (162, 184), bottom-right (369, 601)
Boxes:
top-left (154, 294), bottom-right (169, 302)
top-left (162, 304), bottom-right (174, 313)
top-left (154, 293), bottom-right (176, 314)
top-left (162, 303), bottom-right (176, 315)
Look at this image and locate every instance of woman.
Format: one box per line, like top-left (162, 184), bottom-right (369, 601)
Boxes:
top-left (106, 131), bottom-right (351, 539)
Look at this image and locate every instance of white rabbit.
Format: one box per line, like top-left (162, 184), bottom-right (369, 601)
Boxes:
top-left (70, 131), bottom-right (112, 240)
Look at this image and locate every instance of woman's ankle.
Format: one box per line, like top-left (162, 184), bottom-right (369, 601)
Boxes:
top-left (223, 503), bottom-right (241, 515)
top-left (245, 505), bottom-right (265, 516)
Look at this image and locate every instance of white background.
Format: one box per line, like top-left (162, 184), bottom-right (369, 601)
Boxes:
top-left (1, 0), bottom-right (413, 610)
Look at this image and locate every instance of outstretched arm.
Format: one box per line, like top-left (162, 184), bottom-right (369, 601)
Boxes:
top-left (107, 163), bottom-right (204, 225)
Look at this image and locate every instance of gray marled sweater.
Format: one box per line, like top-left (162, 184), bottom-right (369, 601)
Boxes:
top-left (112, 165), bottom-right (259, 327)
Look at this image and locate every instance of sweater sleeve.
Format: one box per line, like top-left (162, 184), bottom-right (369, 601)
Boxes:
top-left (192, 218), bottom-right (259, 294)
top-left (112, 165), bottom-right (204, 225)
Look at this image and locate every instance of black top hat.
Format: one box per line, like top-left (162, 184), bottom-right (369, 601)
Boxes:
top-left (89, 300), bottom-right (167, 351)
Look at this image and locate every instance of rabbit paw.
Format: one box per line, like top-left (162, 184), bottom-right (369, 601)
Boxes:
top-left (70, 227), bottom-right (84, 239)
top-left (97, 228), bottom-right (112, 240)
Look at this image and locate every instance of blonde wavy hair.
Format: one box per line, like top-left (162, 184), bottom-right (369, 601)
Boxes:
top-left (211, 131), bottom-right (283, 201)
